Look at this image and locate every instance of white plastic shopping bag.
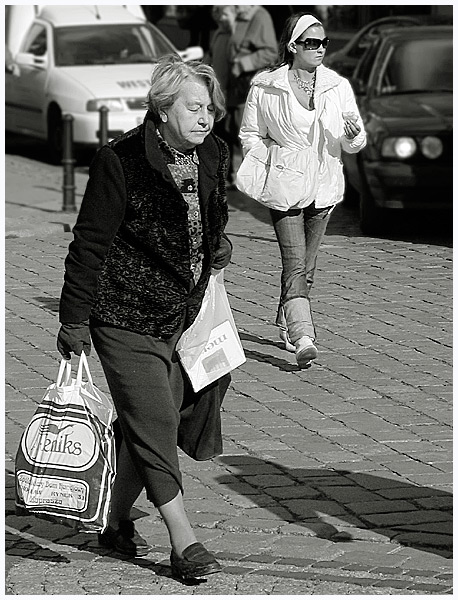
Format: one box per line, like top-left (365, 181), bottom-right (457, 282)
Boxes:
top-left (177, 269), bottom-right (246, 392)
top-left (15, 352), bottom-right (116, 533)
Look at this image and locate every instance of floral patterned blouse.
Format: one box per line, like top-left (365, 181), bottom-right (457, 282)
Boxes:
top-left (157, 131), bottom-right (204, 283)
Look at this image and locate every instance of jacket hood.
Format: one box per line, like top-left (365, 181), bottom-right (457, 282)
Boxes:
top-left (251, 64), bottom-right (344, 95)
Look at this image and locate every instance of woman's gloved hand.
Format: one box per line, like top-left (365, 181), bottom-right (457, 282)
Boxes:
top-left (211, 236), bottom-right (232, 270)
top-left (57, 321), bottom-right (91, 359)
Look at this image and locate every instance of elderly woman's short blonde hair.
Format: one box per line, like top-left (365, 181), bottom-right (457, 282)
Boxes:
top-left (146, 54), bottom-right (226, 124)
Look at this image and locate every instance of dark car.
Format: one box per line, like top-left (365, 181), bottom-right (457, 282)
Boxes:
top-left (342, 26), bottom-right (452, 234)
top-left (324, 16), bottom-right (423, 78)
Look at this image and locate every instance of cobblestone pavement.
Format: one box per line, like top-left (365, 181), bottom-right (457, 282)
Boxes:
top-left (5, 154), bottom-right (453, 595)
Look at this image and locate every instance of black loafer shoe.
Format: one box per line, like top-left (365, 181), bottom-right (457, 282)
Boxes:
top-left (98, 519), bottom-right (152, 557)
top-left (171, 542), bottom-right (221, 580)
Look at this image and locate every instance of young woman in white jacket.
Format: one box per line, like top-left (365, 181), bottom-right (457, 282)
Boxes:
top-left (238, 13), bottom-right (366, 368)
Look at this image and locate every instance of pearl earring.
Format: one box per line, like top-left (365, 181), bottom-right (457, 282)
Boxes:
top-left (160, 113), bottom-right (168, 123)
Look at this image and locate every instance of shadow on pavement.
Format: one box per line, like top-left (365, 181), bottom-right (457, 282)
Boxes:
top-left (5, 200), bottom-right (66, 214)
top-left (5, 450), bottom-right (452, 582)
top-left (34, 297), bottom-right (60, 312)
top-left (227, 189), bottom-right (272, 226)
top-left (328, 204), bottom-right (452, 248)
top-left (7, 132), bottom-right (451, 248)
top-left (215, 456), bottom-right (452, 559)
top-left (5, 469), bottom-right (209, 586)
top-left (239, 332), bottom-right (309, 372)
top-left (242, 348), bottom-right (300, 372)
top-left (226, 231), bottom-right (276, 244)
top-left (6, 134), bottom-right (53, 165)
top-left (36, 302), bottom-right (299, 372)
top-left (6, 133), bottom-right (96, 168)
top-left (227, 190), bottom-right (452, 248)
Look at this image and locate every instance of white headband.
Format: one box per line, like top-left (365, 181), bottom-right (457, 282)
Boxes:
top-left (289, 14), bottom-right (322, 46)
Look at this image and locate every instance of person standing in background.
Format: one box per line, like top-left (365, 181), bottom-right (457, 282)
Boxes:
top-left (176, 5), bottom-right (216, 53)
top-left (208, 5), bottom-right (237, 98)
top-left (154, 5), bottom-right (191, 50)
top-left (206, 5), bottom-right (237, 186)
top-left (226, 5), bottom-right (277, 185)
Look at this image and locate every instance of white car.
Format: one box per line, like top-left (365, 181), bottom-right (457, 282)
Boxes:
top-left (5, 5), bottom-right (203, 162)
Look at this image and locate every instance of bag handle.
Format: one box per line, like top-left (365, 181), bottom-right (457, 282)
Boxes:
top-left (76, 351), bottom-right (93, 386)
top-left (211, 267), bottom-right (224, 280)
top-left (56, 359), bottom-right (72, 387)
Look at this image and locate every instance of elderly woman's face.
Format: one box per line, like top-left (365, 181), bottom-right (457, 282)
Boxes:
top-left (161, 78), bottom-right (215, 152)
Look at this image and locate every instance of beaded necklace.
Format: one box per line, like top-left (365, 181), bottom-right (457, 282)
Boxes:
top-left (292, 71), bottom-right (316, 98)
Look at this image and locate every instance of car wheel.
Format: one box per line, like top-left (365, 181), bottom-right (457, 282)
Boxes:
top-left (359, 175), bottom-right (386, 236)
top-left (47, 106), bottom-right (64, 164)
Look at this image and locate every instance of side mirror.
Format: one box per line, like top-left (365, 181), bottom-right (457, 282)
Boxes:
top-left (5, 62), bottom-right (20, 77)
top-left (15, 52), bottom-right (47, 69)
top-left (178, 46), bottom-right (204, 62)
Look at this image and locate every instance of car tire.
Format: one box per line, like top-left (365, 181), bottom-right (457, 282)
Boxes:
top-left (47, 106), bottom-right (64, 164)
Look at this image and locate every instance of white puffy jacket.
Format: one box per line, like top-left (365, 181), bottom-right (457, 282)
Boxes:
top-left (239, 64), bottom-right (367, 208)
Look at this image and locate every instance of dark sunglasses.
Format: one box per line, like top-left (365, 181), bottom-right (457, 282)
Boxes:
top-left (295, 37), bottom-right (330, 50)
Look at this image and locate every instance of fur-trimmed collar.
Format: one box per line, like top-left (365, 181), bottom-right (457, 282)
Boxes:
top-left (251, 64), bottom-right (344, 95)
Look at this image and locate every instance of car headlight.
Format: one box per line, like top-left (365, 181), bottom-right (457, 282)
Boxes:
top-left (86, 99), bottom-right (125, 112)
top-left (381, 137), bottom-right (417, 159)
top-left (420, 136), bottom-right (443, 159)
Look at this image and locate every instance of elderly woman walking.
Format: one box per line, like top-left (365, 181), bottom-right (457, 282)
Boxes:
top-left (238, 13), bottom-right (366, 369)
top-left (57, 55), bottom-right (232, 581)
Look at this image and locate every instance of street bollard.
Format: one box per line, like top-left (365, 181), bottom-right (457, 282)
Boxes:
top-left (98, 106), bottom-right (109, 147)
top-left (62, 114), bottom-right (77, 213)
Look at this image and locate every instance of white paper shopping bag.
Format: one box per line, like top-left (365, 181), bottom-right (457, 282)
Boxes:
top-left (177, 269), bottom-right (246, 392)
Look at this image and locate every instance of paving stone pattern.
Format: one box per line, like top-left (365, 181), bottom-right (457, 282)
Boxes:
top-left (5, 155), bottom-right (452, 595)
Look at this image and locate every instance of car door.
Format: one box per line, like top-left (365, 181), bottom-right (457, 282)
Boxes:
top-left (5, 47), bottom-right (20, 131)
top-left (12, 22), bottom-right (50, 136)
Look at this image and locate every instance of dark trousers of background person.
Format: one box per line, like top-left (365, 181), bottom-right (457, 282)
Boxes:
top-left (214, 104), bottom-right (245, 185)
top-left (213, 118), bottom-right (234, 184)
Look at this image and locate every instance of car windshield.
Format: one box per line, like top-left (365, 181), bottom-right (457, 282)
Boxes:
top-left (54, 24), bottom-right (176, 66)
top-left (380, 37), bottom-right (452, 95)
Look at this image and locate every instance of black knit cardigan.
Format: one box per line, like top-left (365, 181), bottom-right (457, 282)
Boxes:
top-left (59, 111), bottom-right (230, 338)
